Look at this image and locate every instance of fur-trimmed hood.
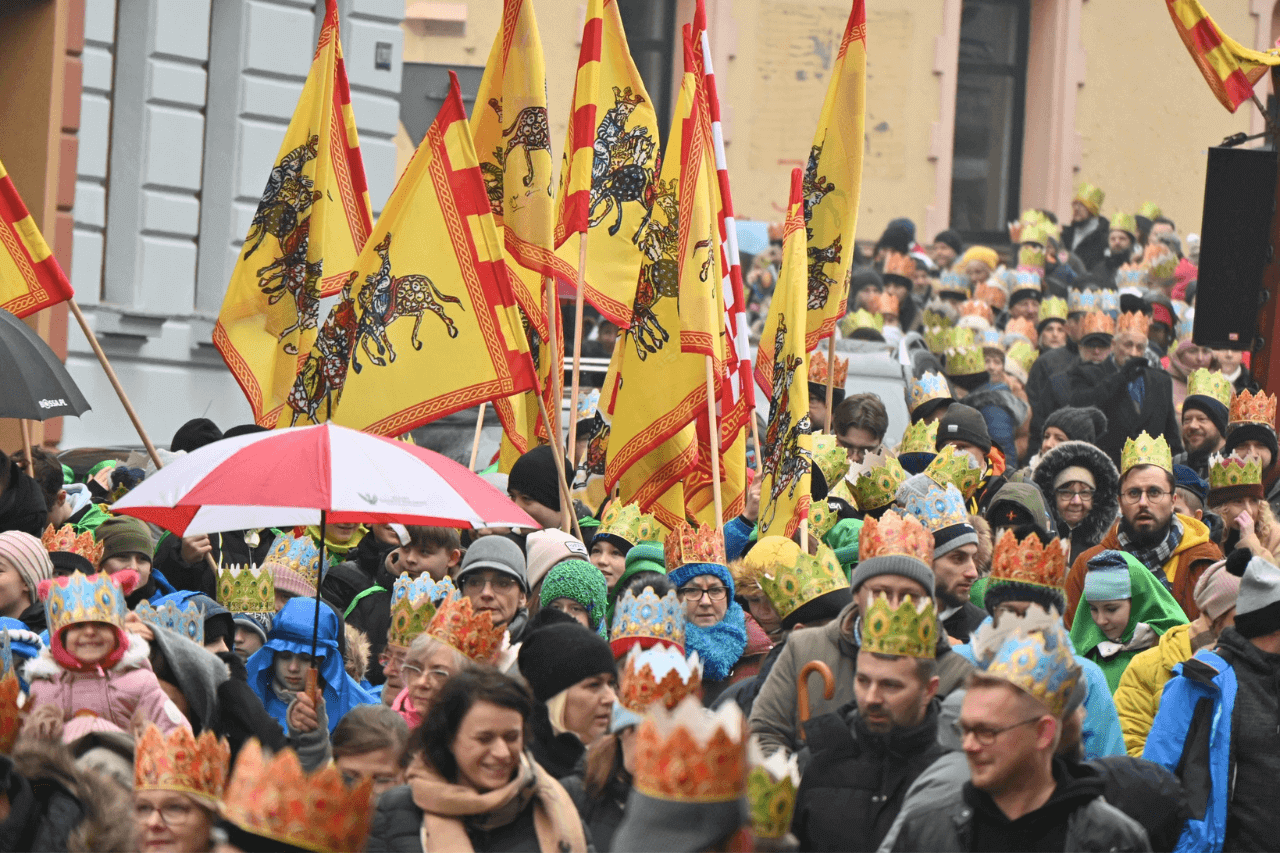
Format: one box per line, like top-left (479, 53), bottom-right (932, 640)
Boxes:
top-left (23, 634), bottom-right (151, 683)
top-left (1033, 440), bottom-right (1120, 558)
top-left (10, 736), bottom-right (136, 852)
top-left (970, 514), bottom-right (993, 574)
top-left (344, 623), bottom-right (371, 684)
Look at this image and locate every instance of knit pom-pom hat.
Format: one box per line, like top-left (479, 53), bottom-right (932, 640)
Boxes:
top-left (540, 559), bottom-right (609, 634)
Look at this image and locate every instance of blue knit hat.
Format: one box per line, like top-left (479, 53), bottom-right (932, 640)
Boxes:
top-left (540, 559), bottom-right (609, 633)
top-left (1083, 551), bottom-right (1133, 601)
top-left (667, 562), bottom-right (735, 597)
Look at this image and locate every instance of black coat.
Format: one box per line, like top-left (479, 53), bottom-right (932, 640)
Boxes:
top-left (793, 701), bottom-right (947, 852)
top-left (323, 556), bottom-right (395, 685)
top-left (1062, 216), bottom-right (1110, 271)
top-left (0, 754), bottom-right (83, 853)
top-left (942, 601), bottom-right (987, 645)
top-left (0, 462), bottom-right (46, 538)
top-left (561, 763), bottom-right (630, 852)
top-left (1216, 628), bottom-right (1280, 852)
top-left (1085, 756), bottom-right (1189, 853)
top-left (1068, 357), bottom-right (1182, 467)
top-left (528, 704), bottom-right (586, 781)
top-left (1025, 345), bottom-right (1080, 455)
top-left (153, 528), bottom-right (277, 597)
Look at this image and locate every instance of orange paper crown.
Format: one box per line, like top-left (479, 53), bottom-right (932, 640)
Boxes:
top-left (1229, 389), bottom-right (1277, 428)
top-left (1003, 317), bottom-right (1037, 343)
top-left (620, 644), bottom-right (703, 713)
top-left (633, 697), bottom-right (747, 803)
top-left (973, 282), bottom-right (1008, 310)
top-left (135, 724), bottom-right (231, 808)
top-left (426, 595), bottom-right (505, 665)
top-left (807, 350), bottom-right (848, 386)
top-left (857, 510), bottom-right (934, 566)
top-left (221, 740), bottom-right (373, 853)
top-left (665, 521), bottom-right (727, 572)
top-left (989, 529), bottom-right (1068, 591)
top-left (875, 292), bottom-right (901, 317)
top-left (959, 300), bottom-right (994, 324)
top-left (1080, 311), bottom-right (1116, 339)
top-left (883, 251), bottom-right (917, 280)
top-left (1115, 311), bottom-right (1150, 337)
top-left (0, 672), bottom-right (22, 755)
top-left (42, 523), bottom-right (104, 565)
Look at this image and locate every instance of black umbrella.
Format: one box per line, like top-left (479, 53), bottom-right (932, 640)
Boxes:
top-left (0, 308), bottom-right (90, 420)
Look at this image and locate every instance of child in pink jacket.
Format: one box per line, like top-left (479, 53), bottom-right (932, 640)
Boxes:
top-left (24, 570), bottom-right (188, 735)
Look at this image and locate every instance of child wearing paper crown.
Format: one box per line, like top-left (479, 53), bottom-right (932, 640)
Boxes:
top-left (23, 570), bottom-right (190, 734)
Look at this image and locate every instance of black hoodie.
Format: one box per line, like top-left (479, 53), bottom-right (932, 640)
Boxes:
top-left (964, 757), bottom-right (1107, 853)
top-left (0, 461), bottom-right (46, 538)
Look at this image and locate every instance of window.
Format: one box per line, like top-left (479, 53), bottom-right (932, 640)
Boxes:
top-left (949, 0), bottom-right (1030, 243)
top-left (617, 0), bottom-right (678, 143)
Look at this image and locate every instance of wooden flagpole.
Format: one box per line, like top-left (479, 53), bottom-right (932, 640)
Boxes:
top-left (749, 412), bottom-right (762, 474)
top-left (705, 355), bottom-right (724, 534)
top-left (824, 333), bottom-right (837, 433)
top-left (565, 234), bottom-right (588, 466)
top-left (544, 276), bottom-right (562, 443)
top-left (535, 392), bottom-right (583, 541)
top-left (468, 403), bottom-right (487, 471)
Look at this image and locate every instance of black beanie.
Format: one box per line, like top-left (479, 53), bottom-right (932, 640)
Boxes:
top-left (1225, 423), bottom-right (1280, 470)
top-left (1182, 396), bottom-right (1229, 438)
top-left (518, 622), bottom-right (616, 702)
top-left (1043, 406), bottom-right (1108, 445)
top-left (222, 423), bottom-right (268, 440)
top-left (983, 580), bottom-right (1066, 618)
top-left (935, 405), bottom-right (992, 454)
top-left (808, 382), bottom-right (846, 407)
top-left (171, 418), bottom-right (223, 454)
top-left (508, 445), bottom-right (571, 512)
top-left (934, 229), bottom-right (963, 256)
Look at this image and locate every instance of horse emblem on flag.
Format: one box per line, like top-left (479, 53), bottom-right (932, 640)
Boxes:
top-left (802, 142), bottom-right (842, 312)
top-left (244, 136), bottom-right (321, 259)
top-left (758, 316), bottom-right (812, 533)
top-left (286, 272), bottom-right (359, 425)
top-left (588, 87), bottom-right (658, 238)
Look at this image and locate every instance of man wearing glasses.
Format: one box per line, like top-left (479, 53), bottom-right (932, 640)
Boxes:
top-left (454, 536), bottom-right (531, 643)
top-left (1063, 432), bottom-right (1221, 628)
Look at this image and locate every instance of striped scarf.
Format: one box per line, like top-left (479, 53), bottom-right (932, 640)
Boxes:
top-left (1117, 516), bottom-right (1181, 592)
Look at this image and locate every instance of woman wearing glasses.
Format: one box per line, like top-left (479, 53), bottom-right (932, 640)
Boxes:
top-left (1034, 439), bottom-right (1120, 566)
top-left (666, 522), bottom-right (748, 706)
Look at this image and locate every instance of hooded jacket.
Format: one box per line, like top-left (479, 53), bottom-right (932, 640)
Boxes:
top-left (0, 460), bottom-right (47, 538)
top-left (1066, 514), bottom-right (1221, 628)
top-left (959, 382), bottom-right (1027, 469)
top-left (1034, 440), bottom-right (1121, 567)
top-left (1113, 622), bottom-right (1196, 757)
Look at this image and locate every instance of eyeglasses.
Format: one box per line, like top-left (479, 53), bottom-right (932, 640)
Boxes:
top-left (839, 441), bottom-right (880, 460)
top-left (1054, 486), bottom-right (1095, 502)
top-left (378, 649), bottom-right (408, 669)
top-left (400, 664), bottom-right (452, 685)
top-left (677, 586), bottom-right (728, 602)
top-left (461, 573), bottom-right (518, 594)
top-left (135, 802), bottom-right (198, 826)
top-left (1120, 487), bottom-right (1171, 504)
top-left (951, 716), bottom-right (1044, 746)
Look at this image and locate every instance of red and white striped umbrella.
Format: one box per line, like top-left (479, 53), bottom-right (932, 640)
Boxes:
top-left (111, 422), bottom-right (535, 535)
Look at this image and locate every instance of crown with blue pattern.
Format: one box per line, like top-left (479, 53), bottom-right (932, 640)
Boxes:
top-left (1011, 270), bottom-right (1042, 297)
top-left (936, 270), bottom-right (970, 296)
top-left (907, 371), bottom-right (951, 414)
top-left (263, 533), bottom-right (323, 589)
top-left (1067, 289), bottom-right (1096, 314)
top-left (901, 481), bottom-right (969, 534)
top-left (135, 599), bottom-right (205, 645)
top-left (1099, 289), bottom-right (1120, 318)
top-left (973, 609), bottom-right (1081, 718)
top-left (610, 586), bottom-right (685, 658)
top-left (38, 571), bottom-right (132, 636)
top-left (388, 574), bottom-right (457, 649)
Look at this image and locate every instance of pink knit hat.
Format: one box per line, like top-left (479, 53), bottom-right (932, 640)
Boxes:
top-left (1193, 560), bottom-right (1241, 621)
top-left (0, 530), bottom-right (53, 602)
top-left (271, 564), bottom-right (315, 600)
top-left (524, 529), bottom-right (589, 591)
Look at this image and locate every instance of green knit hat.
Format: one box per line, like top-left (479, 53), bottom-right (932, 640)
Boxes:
top-left (540, 559), bottom-right (609, 634)
top-left (94, 516), bottom-right (154, 568)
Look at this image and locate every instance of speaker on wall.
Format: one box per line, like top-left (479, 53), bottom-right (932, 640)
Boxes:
top-left (1193, 145), bottom-right (1277, 350)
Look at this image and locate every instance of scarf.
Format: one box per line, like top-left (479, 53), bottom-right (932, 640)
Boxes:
top-left (406, 753), bottom-right (587, 853)
top-left (1116, 516), bottom-right (1182, 590)
top-left (682, 600), bottom-right (748, 682)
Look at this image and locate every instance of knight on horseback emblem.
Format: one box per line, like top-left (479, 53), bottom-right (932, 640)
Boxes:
top-left (758, 316), bottom-right (813, 533)
top-left (588, 87), bottom-right (658, 239)
top-left (285, 271), bottom-right (359, 425)
top-left (244, 135), bottom-right (321, 259)
top-left (801, 140), bottom-right (842, 312)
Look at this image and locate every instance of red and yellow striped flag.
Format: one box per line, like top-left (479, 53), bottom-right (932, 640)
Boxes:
top-left (549, 0), bottom-right (661, 326)
top-left (1165, 0), bottom-right (1280, 113)
top-left (0, 158), bottom-right (73, 318)
top-left (216, 0), bottom-right (372, 428)
top-left (328, 73), bottom-right (537, 436)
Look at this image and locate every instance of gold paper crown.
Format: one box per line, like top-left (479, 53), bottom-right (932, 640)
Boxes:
top-left (1006, 340), bottom-right (1038, 376)
top-left (1038, 297), bottom-right (1069, 325)
top-left (1142, 243), bottom-right (1178, 282)
top-left (838, 308), bottom-right (885, 337)
top-left (857, 510), bottom-right (934, 565)
top-left (990, 529), bottom-right (1067, 591)
top-left (40, 571), bottom-right (129, 636)
top-left (807, 350), bottom-right (848, 386)
top-left (923, 326), bottom-right (952, 354)
top-left (852, 453), bottom-right (909, 511)
top-left (619, 644), bottom-right (703, 713)
top-left (388, 575), bottom-right (456, 649)
top-left (809, 499), bottom-right (837, 540)
top-left (598, 501), bottom-right (664, 548)
top-left (861, 594), bottom-right (937, 659)
top-left (959, 300), bottom-right (994, 324)
top-left (973, 609), bottom-right (1081, 718)
top-left (42, 523), bottom-right (104, 565)
top-left (0, 670), bottom-right (21, 755)
top-left (882, 251), bottom-right (917, 279)
top-left (221, 740), bottom-right (373, 853)
top-left (1109, 212), bottom-right (1137, 236)
top-left (925, 445), bottom-right (984, 498)
top-left (1229, 389), bottom-right (1277, 427)
top-left (921, 307), bottom-right (954, 329)
top-left (1016, 245), bottom-right (1046, 274)
top-left (1140, 201), bottom-right (1162, 219)
top-left (1075, 182), bottom-right (1105, 214)
top-left (945, 345), bottom-right (986, 378)
top-left (1186, 368), bottom-right (1233, 409)
top-left (1115, 311), bottom-right (1150, 337)
top-left (973, 282), bottom-right (1008, 310)
top-left (262, 533), bottom-right (322, 589)
top-left (747, 739), bottom-right (800, 840)
top-left (751, 538), bottom-right (847, 622)
top-left (1208, 453), bottom-right (1263, 491)
top-left (426, 595), bottom-right (505, 665)
top-left (1020, 220), bottom-right (1056, 247)
top-left (1080, 311), bottom-right (1116, 339)
top-left (808, 433), bottom-right (850, 491)
top-left (1003, 317), bottom-right (1037, 343)
top-left (875, 292), bottom-right (901, 317)
top-left (135, 725), bottom-right (231, 808)
top-left (665, 521), bottom-right (726, 572)
top-left (633, 697), bottom-right (747, 803)
top-left (898, 419), bottom-right (940, 456)
top-left (217, 565), bottom-right (274, 614)
top-left (1120, 431), bottom-right (1173, 475)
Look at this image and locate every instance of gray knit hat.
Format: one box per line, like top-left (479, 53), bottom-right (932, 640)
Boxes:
top-left (457, 535), bottom-right (529, 593)
top-left (1043, 406), bottom-right (1108, 446)
top-left (849, 555), bottom-right (934, 596)
top-left (1234, 556), bottom-right (1280, 639)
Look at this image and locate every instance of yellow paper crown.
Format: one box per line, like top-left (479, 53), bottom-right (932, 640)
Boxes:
top-left (1109, 212), bottom-right (1137, 236)
top-left (861, 593), bottom-right (937, 659)
top-left (665, 521), bottom-right (726, 572)
top-left (221, 740), bottom-right (374, 853)
top-left (387, 575), bottom-right (456, 649)
top-left (633, 697), bottom-right (746, 803)
top-left (1186, 368), bottom-right (1233, 409)
top-left (808, 350), bottom-right (848, 386)
top-left (924, 445), bottom-right (984, 499)
top-left (40, 571), bottom-right (129, 636)
top-left (426, 595), bottom-right (505, 665)
top-left (974, 610), bottom-right (1081, 718)
top-left (808, 433), bottom-right (850, 491)
top-left (1006, 340), bottom-right (1038, 376)
top-left (747, 739), bottom-right (800, 840)
top-left (598, 501), bottom-right (664, 548)
top-left (1080, 311), bottom-right (1116, 339)
top-left (945, 345), bottom-right (985, 378)
top-left (990, 529), bottom-right (1067, 590)
top-left (858, 510), bottom-right (934, 565)
top-left (1120, 431), bottom-right (1173, 475)
top-left (1139, 201), bottom-right (1162, 219)
top-left (1208, 453), bottom-right (1263, 492)
top-left (1142, 244), bottom-right (1178, 282)
top-left (1229, 389), bottom-right (1277, 427)
top-left (898, 419), bottom-right (940, 456)
top-left (217, 565), bottom-right (274, 614)
top-left (135, 725), bottom-right (231, 809)
top-left (838, 308), bottom-right (885, 337)
top-left (751, 538), bottom-right (847, 622)
top-left (619, 644), bottom-right (703, 713)
top-left (852, 453), bottom-right (909, 511)
top-left (42, 523), bottom-right (104, 565)
top-left (1038, 297), bottom-right (1069, 325)
top-left (1115, 311), bottom-right (1150, 337)
top-left (1075, 182), bottom-right (1105, 214)
top-left (809, 499), bottom-right (837, 540)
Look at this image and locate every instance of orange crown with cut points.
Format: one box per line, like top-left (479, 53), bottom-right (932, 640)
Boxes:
top-left (1003, 317), bottom-right (1037, 343)
top-left (1116, 311), bottom-right (1150, 337)
top-left (426, 595), bottom-right (506, 665)
top-left (989, 529), bottom-right (1067, 591)
top-left (807, 350), bottom-right (848, 386)
top-left (620, 645), bottom-right (704, 713)
top-left (875, 292), bottom-right (901, 317)
top-left (665, 521), bottom-right (727, 572)
top-left (857, 510), bottom-right (934, 565)
top-left (883, 251), bottom-right (916, 279)
top-left (0, 672), bottom-right (22, 755)
top-left (135, 725), bottom-right (231, 808)
top-left (1080, 311), bottom-right (1116, 338)
top-left (221, 740), bottom-right (374, 853)
top-left (633, 697), bottom-right (747, 803)
top-left (959, 300), bottom-right (994, 324)
top-left (973, 282), bottom-right (1008, 310)
top-left (1229, 389), bottom-right (1277, 427)
top-left (42, 523), bottom-right (104, 565)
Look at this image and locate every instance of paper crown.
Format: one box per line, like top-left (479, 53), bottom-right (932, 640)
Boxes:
top-left (597, 501), bottom-right (664, 547)
top-left (808, 433), bottom-right (850, 491)
top-left (135, 725), bottom-right (231, 808)
top-left (1006, 340), bottom-right (1038, 376)
top-left (1099, 289), bottom-right (1120, 317)
top-left (577, 388), bottom-right (601, 420)
top-left (1109, 211), bottom-right (1137, 236)
top-left (633, 697), bottom-right (747, 803)
top-left (973, 609), bottom-right (1081, 718)
top-left (990, 529), bottom-right (1067, 590)
top-left (925, 445), bottom-right (984, 498)
top-left (851, 453), bottom-right (909, 511)
top-left (1186, 368), bottom-right (1233, 409)
top-left (921, 306), bottom-right (954, 329)
top-left (808, 350), bottom-right (848, 386)
top-left (977, 328), bottom-right (1001, 348)
top-left (388, 575), bottom-right (457, 649)
top-left (898, 419), bottom-right (940, 457)
top-left (1229, 389), bottom-right (1277, 428)
top-left (752, 538), bottom-right (847, 622)
top-left (665, 521), bottom-right (726, 572)
top-left (1075, 182), bottom-right (1105, 213)
top-left (861, 594), bottom-right (937, 659)
top-left (221, 740), bottom-right (373, 853)
top-left (611, 586), bottom-right (685, 656)
top-left (1116, 310), bottom-right (1150, 337)
top-left (1067, 289), bottom-right (1096, 315)
top-left (809, 499), bottom-right (837, 540)
top-left (263, 533), bottom-right (323, 589)
top-left (42, 523), bottom-right (104, 565)
top-left (1176, 316), bottom-right (1194, 343)
top-left (858, 510), bottom-right (934, 565)
top-left (945, 345), bottom-right (986, 378)
top-left (0, 632), bottom-right (19, 755)
top-left (1015, 248), bottom-right (1045, 278)
top-left (217, 565), bottom-right (274, 614)
top-left (1080, 311), bottom-right (1116, 339)
top-left (875, 292), bottom-right (901, 317)
top-left (936, 270), bottom-right (970, 296)
top-left (1038, 297), bottom-right (1068, 325)
top-left (747, 739), bottom-right (800, 840)
top-left (1121, 431), bottom-right (1173, 475)
top-left (900, 481), bottom-right (969, 535)
top-left (882, 251), bottom-right (917, 281)
top-left (973, 282), bottom-right (1008, 310)
top-left (619, 644), bottom-right (703, 713)
top-left (425, 595), bottom-right (505, 665)
top-left (1116, 265), bottom-right (1146, 290)
top-left (838, 308), bottom-right (885, 337)
top-left (1021, 219), bottom-right (1057, 246)
top-left (1208, 453), bottom-right (1263, 491)
top-left (1139, 201), bottom-right (1162, 219)
top-left (1002, 317), bottom-right (1037, 344)
top-left (135, 599), bottom-right (205, 645)
top-left (1142, 244), bottom-right (1178, 282)
top-left (959, 300), bottom-right (994, 324)
top-left (39, 571), bottom-right (130, 636)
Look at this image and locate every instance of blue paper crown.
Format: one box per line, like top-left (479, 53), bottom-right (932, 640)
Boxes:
top-left (43, 572), bottom-right (128, 636)
top-left (390, 574), bottom-right (456, 610)
top-left (977, 617), bottom-right (1080, 717)
top-left (979, 329), bottom-right (1000, 347)
top-left (264, 533), bottom-right (323, 588)
top-left (1176, 316), bottom-right (1193, 341)
top-left (907, 371), bottom-right (951, 413)
top-left (1067, 289), bottom-right (1096, 314)
top-left (1100, 289), bottom-right (1120, 318)
top-left (901, 482), bottom-right (969, 534)
top-left (610, 586), bottom-right (685, 652)
top-left (135, 600), bottom-right (205, 645)
top-left (1013, 270), bottom-right (1041, 293)
top-left (937, 271), bottom-right (970, 295)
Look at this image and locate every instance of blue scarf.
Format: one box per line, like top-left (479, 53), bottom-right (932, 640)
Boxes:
top-left (683, 601), bottom-right (748, 682)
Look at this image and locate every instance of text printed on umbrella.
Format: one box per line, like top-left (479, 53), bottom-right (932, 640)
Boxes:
top-left (38, 398), bottom-right (67, 409)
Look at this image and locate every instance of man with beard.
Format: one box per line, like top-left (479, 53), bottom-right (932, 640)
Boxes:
top-left (1091, 212), bottom-right (1136, 279)
top-left (1064, 432), bottom-right (1221, 627)
top-left (1060, 183), bottom-right (1110, 270)
top-left (1173, 368), bottom-right (1231, 480)
top-left (895, 476), bottom-right (985, 643)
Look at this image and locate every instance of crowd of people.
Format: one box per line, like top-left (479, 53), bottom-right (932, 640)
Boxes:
top-left (0, 182), bottom-right (1275, 852)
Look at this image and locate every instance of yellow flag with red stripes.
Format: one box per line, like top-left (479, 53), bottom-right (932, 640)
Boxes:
top-left (215, 0), bottom-right (372, 427)
top-left (1165, 0), bottom-right (1280, 112)
top-left (0, 159), bottom-right (73, 318)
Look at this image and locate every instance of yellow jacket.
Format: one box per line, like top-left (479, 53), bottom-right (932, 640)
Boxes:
top-left (1113, 622), bottom-right (1192, 756)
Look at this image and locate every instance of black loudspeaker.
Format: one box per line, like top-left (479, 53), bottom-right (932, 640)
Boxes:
top-left (1194, 145), bottom-right (1277, 350)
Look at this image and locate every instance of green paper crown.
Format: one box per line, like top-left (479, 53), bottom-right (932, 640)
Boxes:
top-left (753, 539), bottom-right (847, 622)
top-left (861, 593), bottom-right (937, 659)
top-left (747, 741), bottom-right (799, 840)
top-left (809, 500), bottom-right (837, 541)
top-left (925, 445), bottom-right (984, 498)
top-left (898, 419), bottom-right (939, 456)
top-left (807, 433), bottom-right (850, 491)
top-left (1208, 453), bottom-right (1263, 491)
top-left (217, 566), bottom-right (274, 614)
top-left (1121, 431), bottom-right (1172, 475)
top-left (945, 345), bottom-right (985, 378)
top-left (852, 453), bottom-right (908, 511)
top-left (1186, 368), bottom-right (1233, 409)
top-left (598, 501), bottom-right (665, 548)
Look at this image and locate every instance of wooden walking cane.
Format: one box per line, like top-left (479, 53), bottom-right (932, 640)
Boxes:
top-left (796, 660), bottom-right (835, 743)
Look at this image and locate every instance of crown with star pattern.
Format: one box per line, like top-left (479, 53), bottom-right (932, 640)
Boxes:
top-left (611, 586), bottom-right (685, 657)
top-left (388, 575), bottom-right (457, 649)
top-left (1229, 389), bottom-right (1277, 429)
top-left (907, 372), bottom-right (951, 414)
top-left (751, 538), bottom-right (847, 622)
top-left (1120, 431), bottom-right (1173, 475)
